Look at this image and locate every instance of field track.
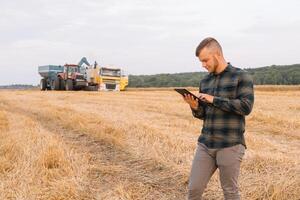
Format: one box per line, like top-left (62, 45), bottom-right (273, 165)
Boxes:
top-left (0, 88), bottom-right (299, 199)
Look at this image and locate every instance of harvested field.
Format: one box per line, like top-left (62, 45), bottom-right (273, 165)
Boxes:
top-left (0, 87), bottom-right (299, 199)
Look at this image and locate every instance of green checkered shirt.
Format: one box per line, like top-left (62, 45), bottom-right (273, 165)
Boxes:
top-left (191, 63), bottom-right (254, 148)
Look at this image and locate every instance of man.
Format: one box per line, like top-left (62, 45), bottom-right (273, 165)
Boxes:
top-left (183, 37), bottom-right (254, 200)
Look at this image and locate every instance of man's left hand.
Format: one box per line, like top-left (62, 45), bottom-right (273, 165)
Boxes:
top-left (198, 93), bottom-right (214, 104)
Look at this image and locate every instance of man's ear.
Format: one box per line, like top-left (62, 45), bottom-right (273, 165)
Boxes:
top-left (214, 52), bottom-right (222, 61)
top-left (215, 49), bottom-right (222, 56)
top-left (213, 54), bottom-right (218, 61)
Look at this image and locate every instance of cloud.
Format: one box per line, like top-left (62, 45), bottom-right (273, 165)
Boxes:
top-left (0, 0), bottom-right (300, 85)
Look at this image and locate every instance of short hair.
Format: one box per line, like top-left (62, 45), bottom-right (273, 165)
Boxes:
top-left (195, 37), bottom-right (223, 57)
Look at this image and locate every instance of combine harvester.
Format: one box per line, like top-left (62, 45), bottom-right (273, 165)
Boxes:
top-left (38, 57), bottom-right (128, 91)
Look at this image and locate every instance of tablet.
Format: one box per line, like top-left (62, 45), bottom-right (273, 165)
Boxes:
top-left (174, 88), bottom-right (201, 101)
top-left (174, 88), bottom-right (209, 106)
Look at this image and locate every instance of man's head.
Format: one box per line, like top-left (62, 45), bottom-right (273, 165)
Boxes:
top-left (195, 37), bottom-right (225, 73)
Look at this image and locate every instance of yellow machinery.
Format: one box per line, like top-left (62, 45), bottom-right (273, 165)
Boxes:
top-left (86, 65), bottom-right (128, 91)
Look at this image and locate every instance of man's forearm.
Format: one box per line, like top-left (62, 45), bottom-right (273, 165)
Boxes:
top-left (212, 95), bottom-right (253, 116)
top-left (211, 72), bottom-right (254, 116)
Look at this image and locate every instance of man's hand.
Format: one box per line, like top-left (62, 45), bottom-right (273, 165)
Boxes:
top-left (183, 94), bottom-right (199, 110)
top-left (183, 93), bottom-right (214, 109)
top-left (198, 93), bottom-right (214, 104)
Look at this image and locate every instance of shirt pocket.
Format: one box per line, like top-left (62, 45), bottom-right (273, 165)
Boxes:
top-left (218, 81), bottom-right (238, 98)
top-left (200, 86), bottom-right (214, 95)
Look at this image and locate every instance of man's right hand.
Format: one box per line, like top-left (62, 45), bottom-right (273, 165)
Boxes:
top-left (183, 94), bottom-right (199, 110)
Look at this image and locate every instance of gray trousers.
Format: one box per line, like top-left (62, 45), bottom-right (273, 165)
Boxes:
top-left (188, 143), bottom-right (245, 200)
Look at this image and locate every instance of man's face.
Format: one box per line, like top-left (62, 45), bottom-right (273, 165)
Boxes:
top-left (198, 48), bottom-right (218, 73)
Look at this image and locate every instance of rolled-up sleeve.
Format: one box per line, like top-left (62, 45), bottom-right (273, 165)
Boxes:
top-left (190, 81), bottom-right (206, 119)
top-left (191, 104), bottom-right (205, 119)
top-left (212, 72), bottom-right (254, 116)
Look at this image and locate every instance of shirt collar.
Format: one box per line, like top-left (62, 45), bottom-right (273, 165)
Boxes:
top-left (211, 62), bottom-right (231, 76)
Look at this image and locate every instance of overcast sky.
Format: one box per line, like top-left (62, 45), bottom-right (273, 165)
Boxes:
top-left (0, 0), bottom-right (299, 85)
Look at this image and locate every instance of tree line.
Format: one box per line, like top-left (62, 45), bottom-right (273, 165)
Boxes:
top-left (128, 64), bottom-right (300, 87)
top-left (0, 84), bottom-right (37, 89)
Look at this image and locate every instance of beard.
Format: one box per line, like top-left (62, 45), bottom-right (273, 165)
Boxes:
top-left (211, 56), bottom-right (219, 73)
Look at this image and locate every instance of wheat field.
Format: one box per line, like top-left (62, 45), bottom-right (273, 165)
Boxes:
top-left (0, 87), bottom-right (299, 200)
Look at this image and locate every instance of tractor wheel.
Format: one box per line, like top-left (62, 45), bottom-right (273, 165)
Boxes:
top-left (60, 79), bottom-right (66, 90)
top-left (40, 79), bottom-right (46, 91)
top-left (50, 78), bottom-right (60, 90)
top-left (65, 79), bottom-right (74, 91)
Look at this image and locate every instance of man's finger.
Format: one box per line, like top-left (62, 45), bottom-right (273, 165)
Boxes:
top-left (185, 94), bottom-right (191, 100)
top-left (199, 93), bottom-right (206, 100)
top-left (183, 94), bottom-right (190, 101)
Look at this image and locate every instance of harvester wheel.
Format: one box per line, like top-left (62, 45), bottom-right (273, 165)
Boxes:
top-left (66, 79), bottom-right (74, 91)
top-left (40, 79), bottom-right (46, 91)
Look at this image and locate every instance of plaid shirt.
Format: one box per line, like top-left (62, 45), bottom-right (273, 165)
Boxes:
top-left (191, 63), bottom-right (254, 148)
